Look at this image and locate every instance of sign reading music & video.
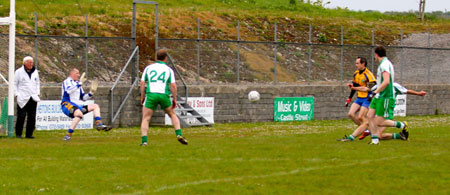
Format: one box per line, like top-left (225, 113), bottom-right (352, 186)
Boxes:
top-left (274, 97), bottom-right (314, 122)
top-left (36, 100), bottom-right (94, 130)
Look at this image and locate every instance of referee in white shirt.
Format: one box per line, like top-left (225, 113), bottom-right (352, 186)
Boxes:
top-left (14, 56), bottom-right (40, 138)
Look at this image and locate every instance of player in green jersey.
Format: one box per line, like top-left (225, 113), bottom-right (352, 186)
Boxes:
top-left (139, 49), bottom-right (188, 146)
top-left (367, 46), bottom-right (407, 145)
top-left (338, 82), bottom-right (426, 142)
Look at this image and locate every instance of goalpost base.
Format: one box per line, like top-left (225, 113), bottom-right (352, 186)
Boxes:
top-left (2, 0), bottom-right (16, 138)
top-left (8, 115), bottom-right (13, 137)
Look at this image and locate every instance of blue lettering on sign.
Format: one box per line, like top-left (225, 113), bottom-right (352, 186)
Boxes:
top-left (37, 125), bottom-right (48, 130)
top-left (37, 104), bottom-right (62, 114)
top-left (49, 124), bottom-right (65, 130)
top-left (76, 123), bottom-right (92, 129)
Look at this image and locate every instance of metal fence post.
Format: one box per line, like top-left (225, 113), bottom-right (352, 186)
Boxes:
top-left (371, 28), bottom-right (375, 72)
top-left (131, 4), bottom-right (136, 40)
top-left (132, 2), bottom-right (137, 84)
top-left (34, 12), bottom-right (38, 69)
top-left (340, 25), bottom-right (344, 83)
top-left (237, 20), bottom-right (240, 84)
top-left (110, 89), bottom-right (113, 124)
top-left (154, 4), bottom-right (159, 58)
top-left (85, 14), bottom-right (89, 79)
top-left (308, 24), bottom-right (312, 85)
top-left (273, 22), bottom-right (277, 84)
top-left (400, 30), bottom-right (403, 83)
top-left (197, 18), bottom-right (201, 85)
top-left (137, 49), bottom-right (140, 79)
top-left (427, 31), bottom-right (431, 84)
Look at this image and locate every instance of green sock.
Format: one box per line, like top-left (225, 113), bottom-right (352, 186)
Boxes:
top-left (392, 133), bottom-right (401, 139)
top-left (142, 136), bottom-right (148, 143)
top-left (395, 121), bottom-right (405, 128)
top-left (348, 135), bottom-right (355, 140)
top-left (175, 129), bottom-right (182, 136)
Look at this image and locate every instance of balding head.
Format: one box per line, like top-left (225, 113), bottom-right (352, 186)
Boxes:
top-left (68, 68), bottom-right (80, 81)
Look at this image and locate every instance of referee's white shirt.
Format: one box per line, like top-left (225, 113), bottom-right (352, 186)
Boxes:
top-left (14, 66), bottom-right (41, 108)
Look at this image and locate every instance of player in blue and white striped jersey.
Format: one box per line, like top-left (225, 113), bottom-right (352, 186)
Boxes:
top-left (61, 68), bottom-right (111, 141)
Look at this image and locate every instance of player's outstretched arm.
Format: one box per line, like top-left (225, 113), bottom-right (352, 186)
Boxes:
top-left (351, 86), bottom-right (371, 92)
top-left (349, 82), bottom-right (374, 92)
top-left (407, 89), bottom-right (427, 96)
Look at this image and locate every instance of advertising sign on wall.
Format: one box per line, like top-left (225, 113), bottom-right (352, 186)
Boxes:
top-left (165, 97), bottom-right (214, 125)
top-left (394, 94), bottom-right (407, 117)
top-left (274, 97), bottom-right (314, 122)
top-left (36, 100), bottom-right (94, 130)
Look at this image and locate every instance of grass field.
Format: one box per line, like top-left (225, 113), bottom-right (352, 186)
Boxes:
top-left (0, 115), bottom-right (449, 193)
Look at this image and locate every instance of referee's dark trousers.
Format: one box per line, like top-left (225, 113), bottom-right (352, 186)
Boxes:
top-left (16, 98), bottom-right (37, 138)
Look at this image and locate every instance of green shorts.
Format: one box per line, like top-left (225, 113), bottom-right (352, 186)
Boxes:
top-left (369, 97), bottom-right (395, 120)
top-left (144, 93), bottom-right (172, 110)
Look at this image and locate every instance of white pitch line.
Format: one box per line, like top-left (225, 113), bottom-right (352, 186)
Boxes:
top-left (154, 152), bottom-right (443, 192)
top-left (0, 156), bottom-right (130, 161)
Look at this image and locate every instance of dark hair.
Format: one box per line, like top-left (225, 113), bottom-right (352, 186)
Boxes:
top-left (357, 57), bottom-right (367, 67)
top-left (375, 46), bottom-right (386, 57)
top-left (156, 49), bottom-right (168, 61)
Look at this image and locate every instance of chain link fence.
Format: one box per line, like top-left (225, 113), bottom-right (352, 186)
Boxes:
top-left (160, 19), bottom-right (450, 85)
top-left (0, 13), bottom-right (133, 86)
top-left (1, 15), bottom-right (450, 86)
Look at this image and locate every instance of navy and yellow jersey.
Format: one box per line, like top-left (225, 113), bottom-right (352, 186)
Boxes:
top-left (352, 68), bottom-right (376, 98)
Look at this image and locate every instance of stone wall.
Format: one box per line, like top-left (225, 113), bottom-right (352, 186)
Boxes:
top-left (1, 84), bottom-right (448, 127)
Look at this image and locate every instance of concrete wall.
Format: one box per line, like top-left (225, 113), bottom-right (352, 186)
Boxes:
top-left (184, 84), bottom-right (449, 122)
top-left (1, 84), bottom-right (448, 127)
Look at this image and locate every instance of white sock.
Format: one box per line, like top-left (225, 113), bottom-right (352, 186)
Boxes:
top-left (371, 136), bottom-right (379, 144)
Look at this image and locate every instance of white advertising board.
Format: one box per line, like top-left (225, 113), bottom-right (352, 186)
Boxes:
top-left (165, 97), bottom-right (214, 125)
top-left (36, 100), bottom-right (94, 130)
top-left (394, 94), bottom-right (407, 117)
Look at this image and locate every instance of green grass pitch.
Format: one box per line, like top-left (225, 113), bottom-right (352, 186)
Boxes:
top-left (0, 115), bottom-right (449, 193)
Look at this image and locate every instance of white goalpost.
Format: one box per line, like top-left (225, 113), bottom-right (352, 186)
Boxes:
top-left (0, 0), bottom-right (16, 137)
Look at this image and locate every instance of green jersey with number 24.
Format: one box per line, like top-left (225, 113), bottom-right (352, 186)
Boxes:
top-left (141, 61), bottom-right (175, 95)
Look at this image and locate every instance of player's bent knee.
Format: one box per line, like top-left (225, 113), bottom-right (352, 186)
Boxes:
top-left (74, 109), bottom-right (83, 116)
top-left (367, 112), bottom-right (376, 119)
top-left (358, 116), bottom-right (365, 122)
top-left (348, 113), bottom-right (355, 119)
top-left (164, 108), bottom-right (175, 115)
